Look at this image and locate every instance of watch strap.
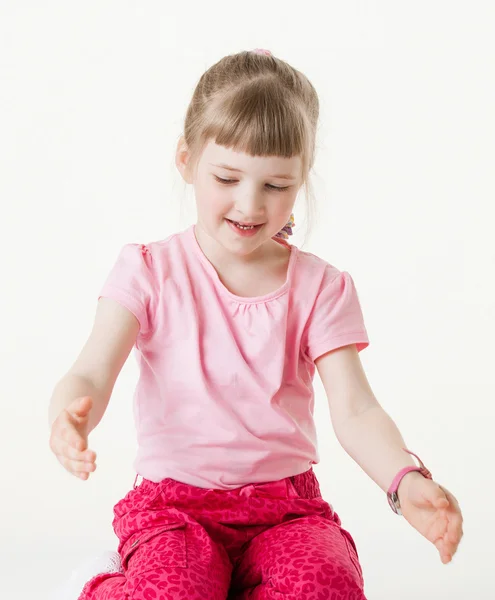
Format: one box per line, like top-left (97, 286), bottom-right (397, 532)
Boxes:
top-left (387, 448), bottom-right (433, 515)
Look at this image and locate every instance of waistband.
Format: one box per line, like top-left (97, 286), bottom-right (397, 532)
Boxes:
top-left (132, 467), bottom-right (323, 501)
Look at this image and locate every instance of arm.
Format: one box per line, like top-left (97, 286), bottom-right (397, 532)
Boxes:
top-left (48, 373), bottom-right (110, 434)
top-left (315, 343), bottom-right (421, 498)
top-left (48, 296), bottom-right (140, 433)
top-left (316, 343), bottom-right (464, 564)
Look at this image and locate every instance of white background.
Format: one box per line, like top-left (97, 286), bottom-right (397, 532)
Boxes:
top-left (1, 1), bottom-right (493, 598)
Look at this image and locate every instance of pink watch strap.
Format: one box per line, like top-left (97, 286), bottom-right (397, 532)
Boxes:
top-left (388, 449), bottom-right (432, 494)
top-left (387, 449), bottom-right (433, 515)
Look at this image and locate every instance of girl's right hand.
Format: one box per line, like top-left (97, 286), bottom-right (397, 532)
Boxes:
top-left (49, 396), bottom-right (97, 480)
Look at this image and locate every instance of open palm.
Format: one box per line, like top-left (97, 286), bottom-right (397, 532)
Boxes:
top-left (399, 477), bottom-right (463, 563)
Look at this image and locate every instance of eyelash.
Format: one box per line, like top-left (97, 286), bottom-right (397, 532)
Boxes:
top-left (214, 176), bottom-right (290, 192)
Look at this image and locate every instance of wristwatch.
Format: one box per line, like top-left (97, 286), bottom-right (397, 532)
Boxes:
top-left (387, 448), bottom-right (433, 515)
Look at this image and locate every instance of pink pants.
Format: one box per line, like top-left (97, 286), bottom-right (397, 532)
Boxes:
top-left (79, 467), bottom-right (367, 599)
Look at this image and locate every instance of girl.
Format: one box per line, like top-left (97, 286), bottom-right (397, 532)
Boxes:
top-left (49, 49), bottom-right (463, 600)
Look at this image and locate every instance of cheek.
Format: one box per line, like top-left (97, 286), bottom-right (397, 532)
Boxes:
top-left (270, 195), bottom-right (295, 219)
top-left (196, 187), bottom-right (231, 220)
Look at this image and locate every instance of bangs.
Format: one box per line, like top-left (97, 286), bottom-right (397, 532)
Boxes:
top-left (181, 50), bottom-right (319, 243)
top-left (200, 81), bottom-right (309, 164)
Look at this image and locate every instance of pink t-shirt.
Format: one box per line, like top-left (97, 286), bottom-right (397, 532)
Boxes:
top-left (98, 225), bottom-right (370, 489)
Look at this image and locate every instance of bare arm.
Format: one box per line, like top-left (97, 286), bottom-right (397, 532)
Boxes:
top-left (48, 373), bottom-right (110, 434)
top-left (48, 297), bottom-right (140, 478)
top-left (316, 343), bottom-right (419, 495)
top-left (48, 296), bottom-right (140, 432)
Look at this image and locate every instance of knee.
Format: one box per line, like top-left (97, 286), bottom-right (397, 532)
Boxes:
top-left (122, 523), bottom-right (231, 600)
top-left (268, 559), bottom-right (365, 598)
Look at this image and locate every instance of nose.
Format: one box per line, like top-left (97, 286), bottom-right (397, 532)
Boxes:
top-left (234, 188), bottom-right (265, 221)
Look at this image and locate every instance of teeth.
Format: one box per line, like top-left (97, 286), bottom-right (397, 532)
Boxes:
top-left (233, 221), bottom-right (255, 230)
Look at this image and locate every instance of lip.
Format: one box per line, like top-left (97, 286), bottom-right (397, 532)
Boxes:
top-left (225, 218), bottom-right (264, 237)
top-left (226, 219), bottom-right (264, 227)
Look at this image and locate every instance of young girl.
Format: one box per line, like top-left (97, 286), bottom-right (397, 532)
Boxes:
top-left (49, 49), bottom-right (463, 600)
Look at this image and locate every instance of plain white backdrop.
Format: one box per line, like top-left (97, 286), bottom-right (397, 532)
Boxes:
top-left (1, 1), bottom-right (493, 598)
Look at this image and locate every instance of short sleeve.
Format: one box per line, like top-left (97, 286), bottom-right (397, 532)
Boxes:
top-left (98, 243), bottom-right (156, 337)
top-left (304, 269), bottom-right (370, 362)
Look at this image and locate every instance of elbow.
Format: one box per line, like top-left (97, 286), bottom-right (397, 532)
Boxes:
top-left (332, 396), bottom-right (382, 441)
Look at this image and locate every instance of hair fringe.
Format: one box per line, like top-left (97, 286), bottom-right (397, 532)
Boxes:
top-left (180, 50), bottom-right (320, 243)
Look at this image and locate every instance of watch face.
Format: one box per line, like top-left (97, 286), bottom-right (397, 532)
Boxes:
top-left (388, 491), bottom-right (402, 515)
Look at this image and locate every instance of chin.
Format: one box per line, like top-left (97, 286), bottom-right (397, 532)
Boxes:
top-left (221, 237), bottom-right (261, 256)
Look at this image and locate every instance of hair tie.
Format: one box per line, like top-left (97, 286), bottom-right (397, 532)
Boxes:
top-left (251, 48), bottom-right (272, 56)
top-left (274, 213), bottom-right (295, 240)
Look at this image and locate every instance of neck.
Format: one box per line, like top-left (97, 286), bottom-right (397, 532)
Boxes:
top-left (193, 223), bottom-right (285, 271)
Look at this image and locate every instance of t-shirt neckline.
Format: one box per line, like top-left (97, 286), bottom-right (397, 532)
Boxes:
top-left (186, 224), bottom-right (298, 304)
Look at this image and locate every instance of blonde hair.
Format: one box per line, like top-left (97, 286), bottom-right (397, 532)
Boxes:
top-left (179, 50), bottom-right (320, 241)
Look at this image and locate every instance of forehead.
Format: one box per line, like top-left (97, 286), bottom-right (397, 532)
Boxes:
top-left (201, 140), bottom-right (301, 177)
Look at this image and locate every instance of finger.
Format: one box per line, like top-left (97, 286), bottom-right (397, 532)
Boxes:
top-left (434, 539), bottom-right (451, 563)
top-left (57, 454), bottom-right (97, 475)
top-left (70, 396), bottom-right (93, 415)
top-left (57, 453), bottom-right (96, 472)
top-left (56, 439), bottom-right (96, 462)
top-left (441, 523), bottom-right (462, 558)
top-left (434, 496), bottom-right (449, 508)
top-left (69, 459), bottom-right (97, 473)
top-left (441, 531), bottom-right (456, 557)
top-left (429, 487), bottom-right (460, 554)
top-left (446, 522), bottom-right (463, 555)
top-left (423, 482), bottom-right (449, 508)
top-left (437, 538), bottom-right (453, 563)
top-left (440, 487), bottom-right (464, 547)
top-left (428, 514), bottom-right (449, 544)
top-left (439, 485), bottom-right (461, 514)
top-left (50, 429), bottom-right (86, 457)
top-left (57, 421), bottom-right (88, 451)
top-left (447, 515), bottom-right (463, 541)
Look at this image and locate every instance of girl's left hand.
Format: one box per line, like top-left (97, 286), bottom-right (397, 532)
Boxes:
top-left (398, 473), bottom-right (463, 564)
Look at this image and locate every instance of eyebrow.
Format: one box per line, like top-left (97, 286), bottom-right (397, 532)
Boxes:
top-left (209, 163), bottom-right (297, 180)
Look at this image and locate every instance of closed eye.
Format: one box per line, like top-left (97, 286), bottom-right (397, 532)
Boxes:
top-left (214, 176), bottom-right (290, 192)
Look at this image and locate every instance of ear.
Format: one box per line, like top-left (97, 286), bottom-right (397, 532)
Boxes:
top-left (175, 136), bottom-right (194, 184)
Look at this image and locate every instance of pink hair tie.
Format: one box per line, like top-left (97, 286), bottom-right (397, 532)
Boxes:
top-left (252, 48), bottom-right (272, 56)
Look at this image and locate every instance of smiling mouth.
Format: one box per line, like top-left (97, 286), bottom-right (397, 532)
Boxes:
top-left (226, 219), bottom-right (263, 230)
